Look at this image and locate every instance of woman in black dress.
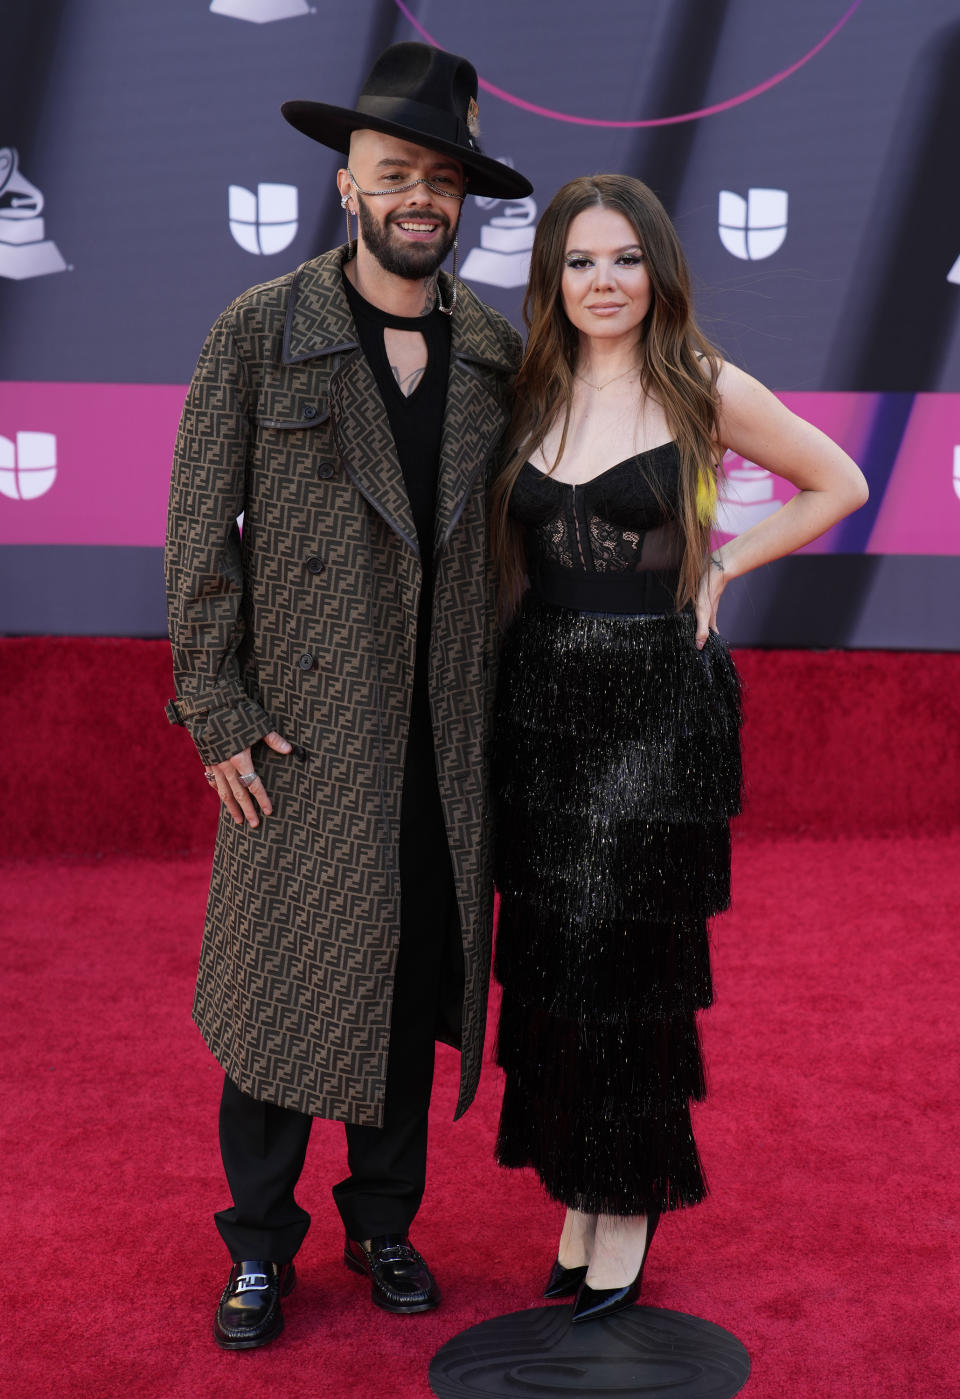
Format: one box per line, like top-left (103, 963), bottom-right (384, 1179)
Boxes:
top-left (490, 175), bottom-right (867, 1323)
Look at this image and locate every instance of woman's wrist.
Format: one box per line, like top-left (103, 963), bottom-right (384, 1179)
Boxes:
top-left (710, 544), bottom-right (732, 579)
top-left (711, 539), bottom-right (744, 583)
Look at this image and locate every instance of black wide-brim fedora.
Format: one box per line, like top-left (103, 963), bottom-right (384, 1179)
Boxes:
top-left (282, 41), bottom-right (533, 201)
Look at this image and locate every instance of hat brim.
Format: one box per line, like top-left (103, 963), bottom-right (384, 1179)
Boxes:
top-left (281, 100), bottom-right (533, 201)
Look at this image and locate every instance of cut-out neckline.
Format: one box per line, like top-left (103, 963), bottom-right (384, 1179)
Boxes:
top-left (524, 440), bottom-right (677, 487)
top-left (383, 328), bottom-right (429, 402)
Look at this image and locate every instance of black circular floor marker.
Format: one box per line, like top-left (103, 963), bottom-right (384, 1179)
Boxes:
top-left (429, 1304), bottom-right (750, 1398)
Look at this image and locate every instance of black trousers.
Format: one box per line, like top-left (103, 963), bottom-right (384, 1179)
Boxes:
top-left (214, 693), bottom-right (461, 1263)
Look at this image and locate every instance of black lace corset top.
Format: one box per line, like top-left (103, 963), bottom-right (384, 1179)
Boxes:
top-left (512, 441), bottom-right (684, 614)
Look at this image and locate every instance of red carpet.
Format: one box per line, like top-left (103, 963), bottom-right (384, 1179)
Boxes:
top-left (4, 638), bottom-right (960, 1398)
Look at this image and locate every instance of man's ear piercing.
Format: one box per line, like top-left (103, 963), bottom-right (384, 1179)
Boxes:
top-left (340, 194), bottom-right (349, 209)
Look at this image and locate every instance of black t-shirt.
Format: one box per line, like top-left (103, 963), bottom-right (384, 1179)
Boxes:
top-left (343, 275), bottom-right (451, 576)
top-left (343, 275), bottom-right (452, 718)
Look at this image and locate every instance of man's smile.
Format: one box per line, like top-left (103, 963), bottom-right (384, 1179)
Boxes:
top-left (391, 214), bottom-right (445, 239)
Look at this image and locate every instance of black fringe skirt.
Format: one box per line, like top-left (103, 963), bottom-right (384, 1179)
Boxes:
top-left (492, 597), bottom-right (742, 1216)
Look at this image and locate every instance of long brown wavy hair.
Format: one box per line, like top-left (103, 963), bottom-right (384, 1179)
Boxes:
top-left (491, 174), bottom-right (724, 618)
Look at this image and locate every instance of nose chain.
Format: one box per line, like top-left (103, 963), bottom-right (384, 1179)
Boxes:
top-left (346, 166), bottom-right (465, 201)
top-left (344, 166), bottom-right (462, 316)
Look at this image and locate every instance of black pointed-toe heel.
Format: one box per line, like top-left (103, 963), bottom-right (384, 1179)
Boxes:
top-left (543, 1259), bottom-right (589, 1299)
top-left (570, 1212), bottom-right (660, 1324)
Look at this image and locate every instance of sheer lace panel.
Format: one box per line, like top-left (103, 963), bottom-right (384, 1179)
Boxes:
top-left (513, 444), bottom-right (683, 577)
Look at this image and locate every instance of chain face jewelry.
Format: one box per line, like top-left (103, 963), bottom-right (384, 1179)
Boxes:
top-left (346, 166), bottom-right (465, 202)
top-left (344, 168), bottom-right (461, 315)
top-left (436, 233), bottom-right (458, 316)
top-left (343, 199), bottom-right (354, 256)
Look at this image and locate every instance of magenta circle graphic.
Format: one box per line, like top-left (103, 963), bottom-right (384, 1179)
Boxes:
top-left (393, 0), bottom-right (864, 128)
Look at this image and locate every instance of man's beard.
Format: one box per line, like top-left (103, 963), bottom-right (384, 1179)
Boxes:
top-left (356, 194), bottom-right (457, 281)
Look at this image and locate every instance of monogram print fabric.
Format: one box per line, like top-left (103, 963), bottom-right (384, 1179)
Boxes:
top-left (166, 246), bottom-right (520, 1124)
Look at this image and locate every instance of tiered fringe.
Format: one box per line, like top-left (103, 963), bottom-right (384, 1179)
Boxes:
top-left (492, 599), bottom-right (742, 1215)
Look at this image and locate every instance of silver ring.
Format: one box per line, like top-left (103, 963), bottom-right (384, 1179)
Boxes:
top-left (238, 771), bottom-right (258, 788)
top-left (204, 770), bottom-right (216, 784)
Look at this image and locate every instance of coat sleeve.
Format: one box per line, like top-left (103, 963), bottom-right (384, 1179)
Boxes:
top-left (164, 307), bottom-right (272, 765)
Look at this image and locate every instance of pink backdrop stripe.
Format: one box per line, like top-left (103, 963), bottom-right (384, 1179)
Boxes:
top-left (715, 391), bottom-right (960, 557)
top-left (2, 383), bottom-right (958, 555)
top-left (0, 381), bottom-right (186, 547)
top-left (868, 396), bottom-right (960, 555)
top-left (781, 391), bottom-right (880, 555)
top-left (716, 392), bottom-right (877, 554)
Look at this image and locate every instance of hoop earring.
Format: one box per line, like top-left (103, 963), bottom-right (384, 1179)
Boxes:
top-left (437, 232), bottom-right (458, 316)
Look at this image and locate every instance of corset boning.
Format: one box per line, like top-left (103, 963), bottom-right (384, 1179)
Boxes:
top-left (512, 443), bottom-right (685, 615)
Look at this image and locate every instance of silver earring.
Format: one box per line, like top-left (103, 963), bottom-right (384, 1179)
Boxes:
top-left (341, 197), bottom-right (354, 257)
top-left (437, 233), bottom-right (458, 316)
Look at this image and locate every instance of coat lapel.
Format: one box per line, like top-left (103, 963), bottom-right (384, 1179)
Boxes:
top-left (282, 245), bottom-right (359, 364)
top-left (284, 247), bottom-right (419, 558)
top-left (434, 283), bottom-right (513, 557)
top-left (331, 354), bottom-right (419, 557)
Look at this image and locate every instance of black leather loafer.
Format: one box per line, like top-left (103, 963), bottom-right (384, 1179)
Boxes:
top-left (543, 1258), bottom-right (589, 1298)
top-left (343, 1234), bottom-right (440, 1313)
top-left (213, 1259), bottom-right (296, 1350)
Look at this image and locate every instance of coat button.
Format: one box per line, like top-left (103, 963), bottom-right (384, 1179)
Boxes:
top-left (317, 463), bottom-right (334, 480)
top-left (291, 744), bottom-right (307, 762)
top-left (298, 653), bottom-right (315, 670)
top-left (302, 404), bottom-right (318, 419)
top-left (305, 555), bottom-right (326, 575)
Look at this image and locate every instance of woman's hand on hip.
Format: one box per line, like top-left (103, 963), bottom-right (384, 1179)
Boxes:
top-left (695, 559), bottom-right (726, 650)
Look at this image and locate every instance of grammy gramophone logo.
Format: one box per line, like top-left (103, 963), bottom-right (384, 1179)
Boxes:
top-left (716, 453), bottom-right (783, 535)
top-left (461, 161), bottom-right (537, 291)
top-left (209, 0), bottom-right (309, 20)
top-left (0, 148), bottom-right (67, 281)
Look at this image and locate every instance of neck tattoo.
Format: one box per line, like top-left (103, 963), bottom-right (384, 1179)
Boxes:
top-left (419, 275), bottom-right (439, 316)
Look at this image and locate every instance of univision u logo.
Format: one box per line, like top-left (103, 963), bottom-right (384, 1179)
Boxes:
top-left (0, 431), bottom-right (57, 500)
top-left (228, 183), bottom-right (298, 255)
top-left (718, 188), bottom-right (788, 260)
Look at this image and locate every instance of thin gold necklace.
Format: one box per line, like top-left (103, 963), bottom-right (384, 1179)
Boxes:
top-left (575, 365), bottom-right (639, 392)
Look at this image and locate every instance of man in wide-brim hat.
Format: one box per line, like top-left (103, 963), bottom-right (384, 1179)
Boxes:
top-left (164, 41), bottom-right (532, 1348)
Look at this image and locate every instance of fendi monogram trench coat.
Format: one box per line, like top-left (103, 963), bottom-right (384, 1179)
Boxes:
top-left (165, 245), bottom-right (521, 1125)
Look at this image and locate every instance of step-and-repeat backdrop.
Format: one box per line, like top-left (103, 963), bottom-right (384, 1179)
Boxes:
top-left (2, 0), bottom-right (959, 646)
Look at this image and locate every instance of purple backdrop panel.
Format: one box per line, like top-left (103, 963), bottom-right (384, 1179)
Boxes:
top-left (2, 0), bottom-right (959, 643)
top-left (0, 382), bottom-right (184, 547)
